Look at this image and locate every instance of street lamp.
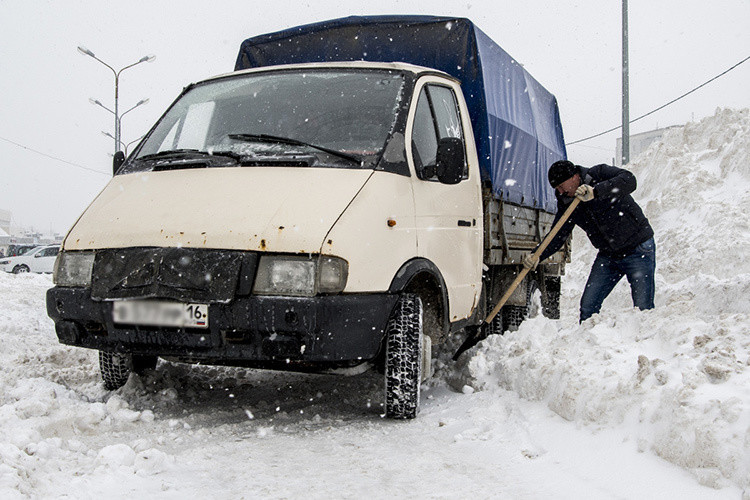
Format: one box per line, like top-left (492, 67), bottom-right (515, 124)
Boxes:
top-left (101, 131), bottom-right (145, 155)
top-left (78, 45), bottom-right (155, 155)
top-left (100, 131), bottom-right (122, 152)
top-left (124, 135), bottom-right (146, 155)
top-left (89, 98), bottom-right (114, 115)
top-left (89, 97), bottom-right (148, 150)
top-left (122, 98), bottom-right (149, 119)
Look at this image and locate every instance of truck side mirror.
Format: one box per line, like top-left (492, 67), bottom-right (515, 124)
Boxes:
top-left (113, 151), bottom-right (125, 175)
top-left (436, 137), bottom-right (464, 185)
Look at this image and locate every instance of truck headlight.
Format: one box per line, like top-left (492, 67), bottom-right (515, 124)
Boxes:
top-left (253, 255), bottom-right (348, 296)
top-left (53, 251), bottom-right (96, 287)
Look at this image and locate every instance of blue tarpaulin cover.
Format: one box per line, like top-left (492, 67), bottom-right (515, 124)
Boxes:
top-left (236, 15), bottom-right (566, 212)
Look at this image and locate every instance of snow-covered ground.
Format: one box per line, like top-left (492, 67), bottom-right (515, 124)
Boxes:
top-left (1, 109), bottom-right (748, 498)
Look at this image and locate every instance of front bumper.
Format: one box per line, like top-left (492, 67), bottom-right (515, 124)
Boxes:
top-left (46, 287), bottom-right (398, 370)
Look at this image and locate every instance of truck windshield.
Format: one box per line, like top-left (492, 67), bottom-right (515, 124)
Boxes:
top-left (127, 69), bottom-right (406, 173)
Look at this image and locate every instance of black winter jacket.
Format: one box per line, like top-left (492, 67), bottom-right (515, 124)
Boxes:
top-left (538, 164), bottom-right (654, 262)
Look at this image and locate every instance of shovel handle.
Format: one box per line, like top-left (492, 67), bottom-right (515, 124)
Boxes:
top-left (484, 197), bottom-right (581, 324)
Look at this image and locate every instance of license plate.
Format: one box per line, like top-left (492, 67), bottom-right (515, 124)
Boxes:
top-left (112, 300), bottom-right (209, 329)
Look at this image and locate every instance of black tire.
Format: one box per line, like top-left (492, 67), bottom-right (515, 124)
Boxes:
top-left (501, 279), bottom-right (539, 333)
top-left (502, 304), bottom-right (529, 332)
top-left (132, 355), bottom-right (158, 374)
top-left (384, 294), bottom-right (423, 419)
top-left (478, 303), bottom-right (528, 339)
top-left (12, 265), bottom-right (29, 274)
top-left (482, 310), bottom-right (504, 337)
top-left (99, 351), bottom-right (133, 390)
top-left (541, 276), bottom-right (561, 320)
top-left (481, 279), bottom-right (535, 337)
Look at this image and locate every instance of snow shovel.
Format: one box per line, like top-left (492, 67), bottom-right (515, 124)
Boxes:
top-left (453, 197), bottom-right (581, 360)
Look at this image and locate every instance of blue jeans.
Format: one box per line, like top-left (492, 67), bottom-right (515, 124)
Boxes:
top-left (580, 238), bottom-right (656, 322)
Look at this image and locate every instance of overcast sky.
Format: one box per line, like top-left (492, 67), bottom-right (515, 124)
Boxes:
top-left (1, 0), bottom-right (748, 233)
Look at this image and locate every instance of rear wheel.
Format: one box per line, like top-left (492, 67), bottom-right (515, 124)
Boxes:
top-left (12, 265), bottom-right (29, 274)
top-left (384, 294), bottom-right (423, 419)
top-left (99, 351), bottom-right (133, 390)
top-left (502, 304), bottom-right (529, 332)
top-left (482, 310), bottom-right (504, 337)
top-left (484, 279), bottom-right (539, 335)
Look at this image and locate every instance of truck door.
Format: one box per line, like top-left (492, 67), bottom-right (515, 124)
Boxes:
top-left (407, 80), bottom-right (483, 322)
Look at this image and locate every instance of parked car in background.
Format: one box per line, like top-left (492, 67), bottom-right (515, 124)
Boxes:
top-left (0, 245), bottom-right (59, 274)
top-left (6, 244), bottom-right (39, 257)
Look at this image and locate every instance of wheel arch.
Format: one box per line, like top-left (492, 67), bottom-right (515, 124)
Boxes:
top-left (388, 258), bottom-right (449, 342)
top-left (13, 264), bottom-right (30, 274)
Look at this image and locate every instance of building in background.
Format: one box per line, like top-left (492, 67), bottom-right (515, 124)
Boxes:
top-left (616, 125), bottom-right (681, 166)
top-left (0, 209), bottom-right (10, 235)
top-left (0, 209), bottom-right (63, 255)
top-left (0, 209), bottom-right (11, 253)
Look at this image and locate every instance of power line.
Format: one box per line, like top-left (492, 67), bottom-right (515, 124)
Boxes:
top-left (4, 56), bottom-right (748, 165)
top-left (571, 143), bottom-right (613, 152)
top-left (566, 55), bottom-right (750, 146)
top-left (0, 135), bottom-right (110, 176)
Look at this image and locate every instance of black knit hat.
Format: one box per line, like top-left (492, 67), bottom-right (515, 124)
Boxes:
top-left (548, 160), bottom-right (579, 187)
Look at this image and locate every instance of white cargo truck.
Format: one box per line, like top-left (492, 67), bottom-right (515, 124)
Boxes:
top-left (47, 16), bottom-right (568, 418)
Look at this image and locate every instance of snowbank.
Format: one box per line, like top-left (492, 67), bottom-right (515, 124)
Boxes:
top-left (0, 274), bottom-right (174, 498)
top-left (461, 108), bottom-right (750, 490)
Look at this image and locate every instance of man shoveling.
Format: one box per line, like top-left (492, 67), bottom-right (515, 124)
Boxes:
top-left (524, 160), bottom-right (656, 322)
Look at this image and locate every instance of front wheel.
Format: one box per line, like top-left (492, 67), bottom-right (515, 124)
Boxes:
top-left (384, 294), bottom-right (423, 419)
top-left (99, 351), bottom-right (133, 390)
top-left (12, 265), bottom-right (29, 274)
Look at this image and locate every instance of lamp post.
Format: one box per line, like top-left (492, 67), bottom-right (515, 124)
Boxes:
top-left (621, 0), bottom-right (630, 165)
top-left (124, 135), bottom-right (146, 155)
top-left (101, 131), bottom-right (146, 156)
top-left (89, 97), bottom-right (148, 151)
top-left (78, 46), bottom-right (155, 155)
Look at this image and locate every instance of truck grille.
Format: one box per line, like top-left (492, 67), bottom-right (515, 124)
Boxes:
top-left (91, 247), bottom-right (258, 303)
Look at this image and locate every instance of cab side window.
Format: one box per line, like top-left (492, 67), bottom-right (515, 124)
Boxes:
top-left (411, 84), bottom-right (467, 181)
top-left (411, 90), bottom-right (438, 171)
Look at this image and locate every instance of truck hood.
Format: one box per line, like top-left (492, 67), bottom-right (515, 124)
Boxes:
top-left (64, 167), bottom-right (372, 253)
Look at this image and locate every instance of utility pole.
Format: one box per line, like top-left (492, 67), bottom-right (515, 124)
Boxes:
top-left (621, 0), bottom-right (630, 165)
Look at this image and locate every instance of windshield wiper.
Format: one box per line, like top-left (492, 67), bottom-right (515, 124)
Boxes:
top-left (227, 133), bottom-right (361, 166)
top-left (134, 150), bottom-right (245, 171)
top-left (138, 149), bottom-right (202, 160)
top-left (138, 149), bottom-right (242, 162)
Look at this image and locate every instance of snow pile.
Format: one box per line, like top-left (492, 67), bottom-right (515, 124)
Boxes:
top-left (461, 108), bottom-right (750, 490)
top-left (0, 274), bottom-right (174, 498)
